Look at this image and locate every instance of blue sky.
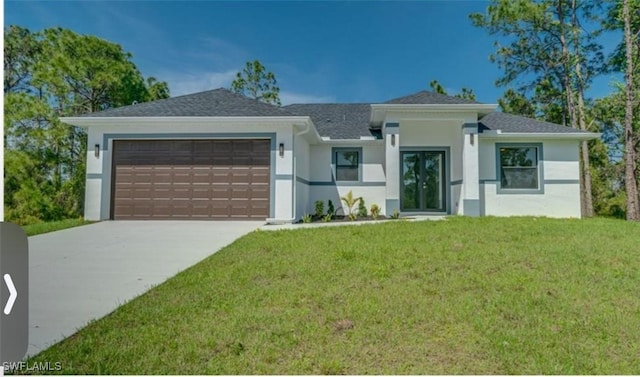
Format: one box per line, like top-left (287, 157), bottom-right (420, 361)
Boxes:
top-left (5, 0), bottom-right (623, 105)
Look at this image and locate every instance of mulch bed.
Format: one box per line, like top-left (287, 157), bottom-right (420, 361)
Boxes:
top-left (297, 215), bottom-right (391, 224)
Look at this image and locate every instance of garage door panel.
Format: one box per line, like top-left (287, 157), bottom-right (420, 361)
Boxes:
top-left (213, 140), bottom-right (233, 153)
top-left (192, 187), bottom-right (212, 199)
top-left (252, 157), bottom-right (270, 166)
top-left (251, 169), bottom-right (270, 184)
top-left (152, 171), bottom-right (173, 183)
top-left (113, 139), bottom-right (270, 219)
top-left (249, 186), bottom-right (270, 199)
top-left (252, 140), bottom-right (271, 153)
top-left (232, 140), bottom-right (252, 153)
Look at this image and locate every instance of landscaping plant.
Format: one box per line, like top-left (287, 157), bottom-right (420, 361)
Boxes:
top-left (340, 190), bottom-right (362, 221)
top-left (314, 200), bottom-right (324, 218)
top-left (370, 204), bottom-right (381, 220)
top-left (358, 198), bottom-right (368, 218)
top-left (327, 200), bottom-right (335, 219)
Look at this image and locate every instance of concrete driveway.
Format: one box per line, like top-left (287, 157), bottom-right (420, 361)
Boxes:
top-left (27, 220), bottom-right (262, 357)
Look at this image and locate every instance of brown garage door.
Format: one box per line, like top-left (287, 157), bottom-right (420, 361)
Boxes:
top-left (111, 139), bottom-right (270, 220)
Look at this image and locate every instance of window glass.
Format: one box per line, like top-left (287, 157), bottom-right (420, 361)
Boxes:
top-left (500, 147), bottom-right (538, 189)
top-left (335, 150), bottom-right (359, 181)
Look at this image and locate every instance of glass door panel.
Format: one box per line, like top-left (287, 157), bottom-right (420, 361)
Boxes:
top-left (423, 152), bottom-right (444, 211)
top-left (401, 151), bottom-right (446, 212)
top-left (401, 152), bottom-right (421, 210)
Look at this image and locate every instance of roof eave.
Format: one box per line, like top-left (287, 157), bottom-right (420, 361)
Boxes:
top-left (60, 116), bottom-right (314, 127)
top-left (479, 131), bottom-right (600, 140)
top-left (319, 138), bottom-right (384, 144)
top-left (370, 103), bottom-right (498, 124)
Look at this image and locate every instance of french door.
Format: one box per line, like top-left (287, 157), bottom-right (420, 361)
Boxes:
top-left (400, 151), bottom-right (446, 212)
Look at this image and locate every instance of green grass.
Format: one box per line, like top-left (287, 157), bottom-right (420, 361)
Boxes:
top-left (22, 217), bottom-right (640, 374)
top-left (22, 218), bottom-right (92, 236)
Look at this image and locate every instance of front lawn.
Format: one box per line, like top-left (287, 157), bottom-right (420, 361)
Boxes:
top-left (23, 217), bottom-right (640, 374)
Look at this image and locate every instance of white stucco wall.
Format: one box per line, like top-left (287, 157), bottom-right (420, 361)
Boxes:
top-left (307, 143), bottom-right (386, 216)
top-left (294, 132), bottom-right (310, 220)
top-left (479, 138), bottom-right (582, 218)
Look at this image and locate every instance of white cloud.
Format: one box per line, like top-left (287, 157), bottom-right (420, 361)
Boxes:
top-left (186, 36), bottom-right (249, 69)
top-left (279, 91), bottom-right (336, 105)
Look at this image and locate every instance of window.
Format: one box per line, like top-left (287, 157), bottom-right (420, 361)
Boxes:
top-left (334, 148), bottom-right (361, 182)
top-left (498, 145), bottom-right (540, 190)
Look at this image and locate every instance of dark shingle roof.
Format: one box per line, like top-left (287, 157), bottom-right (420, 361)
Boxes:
top-left (384, 90), bottom-right (480, 105)
top-left (479, 112), bottom-right (591, 134)
top-left (82, 88), bottom-right (292, 117)
top-left (283, 103), bottom-right (375, 139)
top-left (78, 87), bottom-right (591, 138)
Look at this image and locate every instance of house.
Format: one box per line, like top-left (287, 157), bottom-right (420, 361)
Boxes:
top-left (61, 88), bottom-right (598, 222)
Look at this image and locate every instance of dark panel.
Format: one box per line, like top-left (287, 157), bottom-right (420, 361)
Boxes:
top-left (112, 139), bottom-right (270, 220)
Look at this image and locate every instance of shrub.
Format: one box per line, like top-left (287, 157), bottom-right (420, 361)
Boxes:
top-left (327, 200), bottom-right (335, 219)
top-left (314, 200), bottom-right (325, 218)
top-left (358, 197), bottom-right (367, 217)
top-left (323, 214), bottom-right (332, 222)
top-left (302, 213), bottom-right (312, 223)
top-left (391, 208), bottom-right (400, 219)
top-left (370, 204), bottom-right (381, 220)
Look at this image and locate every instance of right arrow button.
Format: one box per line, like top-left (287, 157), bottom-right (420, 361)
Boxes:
top-left (3, 274), bottom-right (17, 315)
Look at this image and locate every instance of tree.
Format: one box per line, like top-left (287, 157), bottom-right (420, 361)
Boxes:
top-left (231, 60), bottom-right (281, 105)
top-left (622, 0), bottom-right (640, 220)
top-left (600, 0), bottom-right (640, 220)
top-left (470, 0), bottom-right (605, 217)
top-left (592, 92), bottom-right (629, 218)
top-left (429, 80), bottom-right (447, 94)
top-left (428, 79), bottom-right (477, 101)
top-left (498, 88), bottom-right (536, 118)
top-left (4, 26), bottom-right (170, 224)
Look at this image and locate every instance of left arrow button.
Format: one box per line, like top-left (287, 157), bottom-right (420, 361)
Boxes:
top-left (3, 273), bottom-right (17, 315)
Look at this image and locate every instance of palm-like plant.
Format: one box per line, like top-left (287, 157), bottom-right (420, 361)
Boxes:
top-left (341, 190), bottom-right (362, 221)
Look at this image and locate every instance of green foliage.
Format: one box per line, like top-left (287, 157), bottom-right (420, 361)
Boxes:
top-left (341, 190), bottom-right (362, 221)
top-left (301, 213), bottom-right (312, 223)
top-left (603, 0), bottom-right (640, 73)
top-left (498, 88), bottom-right (536, 118)
top-left (429, 79), bottom-right (447, 94)
top-left (322, 214), bottom-right (332, 223)
top-left (429, 79), bottom-right (476, 101)
top-left (314, 200), bottom-right (324, 218)
top-left (231, 60), bottom-right (281, 105)
top-left (370, 204), bottom-right (381, 220)
top-left (469, 0), bottom-right (604, 118)
top-left (3, 26), bottom-right (169, 225)
top-left (591, 83), bottom-right (639, 219)
top-left (391, 208), bottom-right (401, 219)
top-left (357, 197), bottom-right (367, 218)
top-left (327, 200), bottom-right (335, 218)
